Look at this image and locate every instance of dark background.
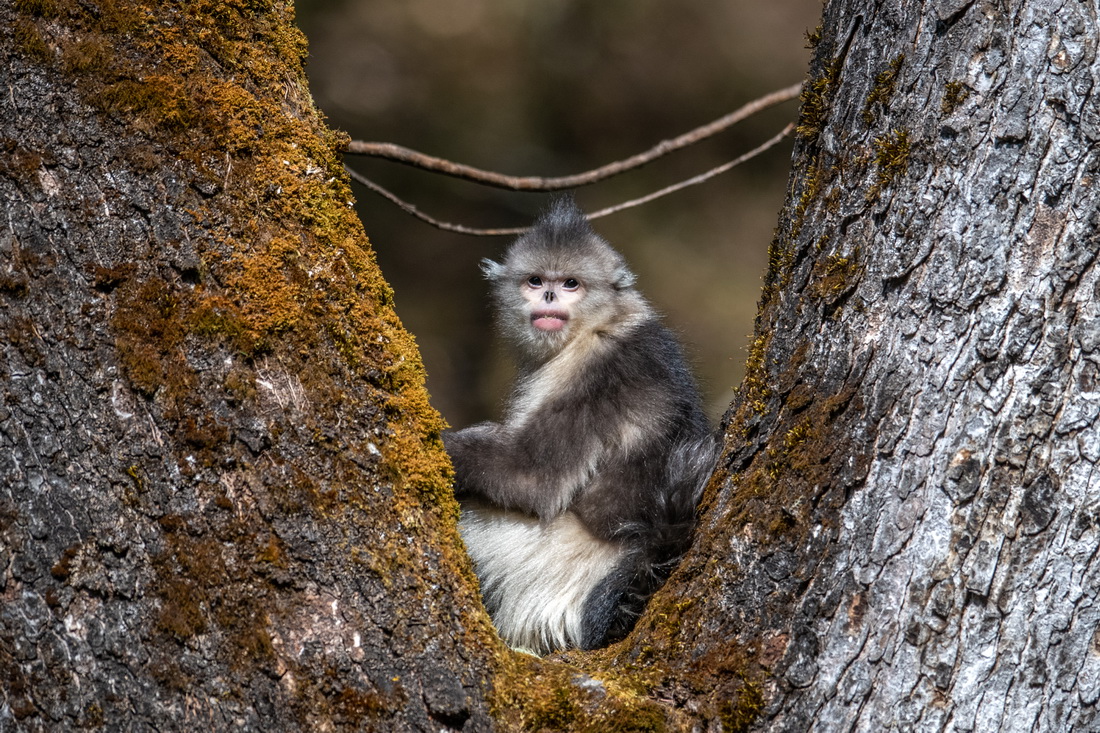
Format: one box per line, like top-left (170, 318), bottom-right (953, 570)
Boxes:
top-left (295, 0), bottom-right (822, 427)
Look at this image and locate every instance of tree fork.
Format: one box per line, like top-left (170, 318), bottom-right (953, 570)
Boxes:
top-left (3, 0), bottom-right (1099, 731)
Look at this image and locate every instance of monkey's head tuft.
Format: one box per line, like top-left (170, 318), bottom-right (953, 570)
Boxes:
top-left (482, 195), bottom-right (650, 364)
top-left (481, 195), bottom-right (635, 289)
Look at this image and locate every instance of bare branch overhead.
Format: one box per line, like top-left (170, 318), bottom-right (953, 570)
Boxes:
top-left (346, 83), bottom-right (803, 190)
top-left (345, 122), bottom-right (795, 236)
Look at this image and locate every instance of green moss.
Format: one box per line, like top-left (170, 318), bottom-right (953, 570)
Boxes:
top-left (729, 377), bottom-right (861, 547)
top-left (489, 652), bottom-right (670, 733)
top-left (942, 80), bottom-right (969, 116)
top-left (764, 418), bottom-right (815, 480)
top-left (741, 333), bottom-right (773, 417)
top-left (761, 151), bottom-right (831, 305)
top-left (866, 128), bottom-right (911, 200)
top-left (14, 18), bottom-right (52, 63)
top-left (793, 156), bottom-right (821, 221)
top-left (796, 57), bottom-right (841, 141)
top-left (810, 248), bottom-right (862, 301)
top-left (719, 680), bottom-right (765, 733)
top-left (14, 0), bottom-right (65, 18)
top-left (804, 25), bottom-right (822, 50)
top-left (789, 155), bottom-right (826, 242)
top-left (862, 54), bottom-right (904, 126)
top-left (527, 684), bottom-right (581, 730)
top-left (61, 36), bottom-right (109, 73)
top-left (95, 78), bottom-right (198, 132)
top-left (188, 294), bottom-right (263, 355)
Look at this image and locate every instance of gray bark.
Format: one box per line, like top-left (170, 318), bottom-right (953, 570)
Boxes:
top-left (783, 3), bottom-right (1100, 728)
top-left (621, 0), bottom-right (1100, 730)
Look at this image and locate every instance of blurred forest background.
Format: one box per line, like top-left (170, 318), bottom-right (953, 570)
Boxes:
top-left (295, 0), bottom-right (822, 427)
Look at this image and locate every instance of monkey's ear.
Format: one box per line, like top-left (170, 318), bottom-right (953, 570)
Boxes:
top-left (480, 258), bottom-right (506, 281)
top-left (612, 266), bottom-right (636, 290)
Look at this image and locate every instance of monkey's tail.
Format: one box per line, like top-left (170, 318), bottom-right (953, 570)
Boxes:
top-left (581, 433), bottom-right (719, 648)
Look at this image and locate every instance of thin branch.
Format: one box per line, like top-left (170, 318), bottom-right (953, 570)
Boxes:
top-left (346, 82), bottom-right (803, 191)
top-left (585, 122), bottom-right (795, 220)
top-left (343, 167), bottom-right (527, 236)
top-left (344, 123), bottom-right (795, 237)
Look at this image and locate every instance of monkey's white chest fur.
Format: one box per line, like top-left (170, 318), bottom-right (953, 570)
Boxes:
top-left (458, 499), bottom-right (627, 655)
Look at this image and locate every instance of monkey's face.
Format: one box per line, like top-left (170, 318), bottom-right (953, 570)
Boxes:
top-left (491, 267), bottom-right (609, 363)
top-left (482, 216), bottom-right (637, 363)
top-left (520, 274), bottom-right (585, 334)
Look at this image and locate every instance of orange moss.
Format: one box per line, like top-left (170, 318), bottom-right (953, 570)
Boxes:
top-left (22, 0), bottom-right (487, 724)
top-left (227, 235), bottom-right (310, 334)
top-left (489, 650), bottom-right (672, 733)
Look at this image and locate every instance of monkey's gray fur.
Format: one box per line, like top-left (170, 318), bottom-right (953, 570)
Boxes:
top-left (445, 196), bottom-right (717, 654)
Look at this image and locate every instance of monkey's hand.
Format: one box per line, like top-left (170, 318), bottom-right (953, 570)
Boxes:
top-left (443, 422), bottom-right (503, 498)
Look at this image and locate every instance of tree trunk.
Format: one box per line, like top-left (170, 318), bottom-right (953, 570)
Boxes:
top-left (0, 3), bottom-right (500, 730)
top-left (6, 0), bottom-right (1099, 731)
top-left (607, 0), bottom-right (1100, 730)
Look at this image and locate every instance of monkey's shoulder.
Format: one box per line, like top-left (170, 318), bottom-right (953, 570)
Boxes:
top-left (596, 317), bottom-right (698, 386)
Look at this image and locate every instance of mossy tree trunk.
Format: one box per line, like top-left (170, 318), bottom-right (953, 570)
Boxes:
top-left (5, 0), bottom-right (1100, 732)
top-left (0, 2), bottom-right (501, 730)
top-left (602, 0), bottom-right (1100, 730)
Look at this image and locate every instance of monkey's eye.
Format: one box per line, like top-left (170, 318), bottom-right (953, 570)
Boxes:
top-left (563, 278), bottom-right (580, 290)
top-left (527, 276), bottom-right (543, 287)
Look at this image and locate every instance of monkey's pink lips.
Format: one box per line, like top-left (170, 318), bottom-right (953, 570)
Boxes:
top-left (531, 310), bottom-right (568, 332)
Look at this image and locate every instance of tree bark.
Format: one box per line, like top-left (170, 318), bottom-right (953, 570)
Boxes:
top-left (6, 0), bottom-right (1100, 731)
top-left (606, 0), bottom-right (1100, 731)
top-left (1, 2), bottom-right (499, 730)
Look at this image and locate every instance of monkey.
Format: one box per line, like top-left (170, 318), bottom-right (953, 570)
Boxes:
top-left (444, 196), bottom-right (717, 655)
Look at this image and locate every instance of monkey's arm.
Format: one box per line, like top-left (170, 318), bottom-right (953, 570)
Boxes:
top-left (443, 423), bottom-right (543, 507)
top-left (444, 390), bottom-right (621, 523)
top-left (443, 422), bottom-right (502, 489)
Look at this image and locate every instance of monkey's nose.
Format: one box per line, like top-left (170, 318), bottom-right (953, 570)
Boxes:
top-left (544, 291), bottom-right (555, 302)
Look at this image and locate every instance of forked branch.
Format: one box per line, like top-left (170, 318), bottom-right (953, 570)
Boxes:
top-left (345, 123), bottom-right (795, 236)
top-left (346, 82), bottom-right (802, 191)
top-left (344, 82), bottom-right (803, 236)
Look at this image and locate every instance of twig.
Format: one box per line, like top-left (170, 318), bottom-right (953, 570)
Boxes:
top-left (343, 167), bottom-right (527, 236)
top-left (346, 82), bottom-right (803, 191)
top-left (344, 123), bottom-right (796, 237)
top-left (585, 123), bottom-right (795, 220)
